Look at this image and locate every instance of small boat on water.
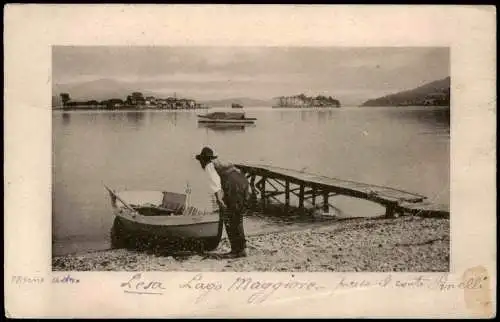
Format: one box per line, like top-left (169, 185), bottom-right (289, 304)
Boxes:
top-left (105, 185), bottom-right (222, 252)
top-left (232, 103), bottom-right (243, 108)
top-left (197, 112), bottom-right (257, 124)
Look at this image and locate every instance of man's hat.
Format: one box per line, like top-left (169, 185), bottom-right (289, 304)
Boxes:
top-left (195, 146), bottom-right (217, 161)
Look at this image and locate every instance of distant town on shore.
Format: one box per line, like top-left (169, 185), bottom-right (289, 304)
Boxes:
top-left (53, 92), bottom-right (208, 110)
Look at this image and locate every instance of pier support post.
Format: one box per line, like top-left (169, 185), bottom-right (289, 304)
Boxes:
top-left (285, 180), bottom-right (290, 211)
top-left (384, 203), bottom-right (397, 218)
top-left (249, 175), bottom-right (257, 207)
top-left (322, 192), bottom-right (329, 212)
top-left (260, 176), bottom-right (267, 210)
top-left (311, 188), bottom-right (316, 206)
top-left (299, 184), bottom-right (304, 210)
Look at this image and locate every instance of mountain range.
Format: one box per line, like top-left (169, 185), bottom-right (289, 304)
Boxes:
top-left (361, 77), bottom-right (450, 107)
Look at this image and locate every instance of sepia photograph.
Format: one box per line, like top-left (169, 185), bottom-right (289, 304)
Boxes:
top-left (51, 46), bottom-right (451, 272)
top-left (5, 5), bottom-right (495, 318)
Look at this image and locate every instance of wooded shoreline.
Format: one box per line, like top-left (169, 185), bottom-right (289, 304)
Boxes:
top-left (53, 105), bottom-right (209, 111)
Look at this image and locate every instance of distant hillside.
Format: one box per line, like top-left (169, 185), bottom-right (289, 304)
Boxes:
top-left (361, 77), bottom-right (450, 107)
top-left (199, 97), bottom-right (274, 108)
top-left (52, 78), bottom-right (163, 102)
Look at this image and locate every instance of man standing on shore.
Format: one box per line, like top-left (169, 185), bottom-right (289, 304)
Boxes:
top-left (195, 147), bottom-right (250, 258)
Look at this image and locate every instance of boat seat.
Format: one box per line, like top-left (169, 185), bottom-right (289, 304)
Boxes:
top-left (161, 192), bottom-right (187, 214)
top-left (183, 205), bottom-right (205, 216)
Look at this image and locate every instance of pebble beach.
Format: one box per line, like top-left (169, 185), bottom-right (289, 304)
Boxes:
top-left (52, 215), bottom-right (450, 272)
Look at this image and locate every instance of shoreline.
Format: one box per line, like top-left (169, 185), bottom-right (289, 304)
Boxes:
top-left (52, 106), bottom-right (210, 111)
top-left (53, 215), bottom-right (450, 272)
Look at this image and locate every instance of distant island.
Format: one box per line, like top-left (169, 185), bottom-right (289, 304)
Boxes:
top-left (272, 94), bottom-right (341, 108)
top-left (53, 92), bottom-right (208, 110)
top-left (361, 77), bottom-right (450, 107)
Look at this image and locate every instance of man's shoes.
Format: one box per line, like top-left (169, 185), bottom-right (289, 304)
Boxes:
top-left (229, 249), bottom-right (247, 258)
top-left (203, 250), bottom-right (248, 259)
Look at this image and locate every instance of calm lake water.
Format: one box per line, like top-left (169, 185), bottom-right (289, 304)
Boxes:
top-left (52, 106), bottom-right (450, 256)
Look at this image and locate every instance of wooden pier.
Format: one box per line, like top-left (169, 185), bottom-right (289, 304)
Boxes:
top-left (235, 163), bottom-right (450, 218)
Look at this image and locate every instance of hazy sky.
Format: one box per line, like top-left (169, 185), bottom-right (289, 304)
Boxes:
top-left (53, 46), bottom-right (449, 104)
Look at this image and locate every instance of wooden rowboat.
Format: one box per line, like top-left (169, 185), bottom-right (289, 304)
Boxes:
top-left (105, 186), bottom-right (222, 252)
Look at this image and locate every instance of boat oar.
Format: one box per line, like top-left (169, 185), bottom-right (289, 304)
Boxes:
top-left (103, 184), bottom-right (139, 215)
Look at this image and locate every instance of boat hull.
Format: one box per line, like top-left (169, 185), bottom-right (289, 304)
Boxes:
top-left (111, 212), bottom-right (223, 251)
top-left (115, 209), bottom-right (221, 239)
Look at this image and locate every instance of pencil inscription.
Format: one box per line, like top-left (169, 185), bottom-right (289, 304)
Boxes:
top-left (11, 275), bottom-right (45, 284)
top-left (121, 273), bottom-right (166, 295)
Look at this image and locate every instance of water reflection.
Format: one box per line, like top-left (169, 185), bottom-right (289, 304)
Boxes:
top-left (62, 112), bottom-right (71, 125)
top-left (197, 122), bottom-right (255, 132)
top-left (126, 111), bottom-right (145, 127)
top-left (316, 110), bottom-right (335, 123)
top-left (430, 107), bottom-right (450, 128)
top-left (57, 110), bottom-right (201, 130)
top-left (148, 111), bottom-right (194, 126)
top-left (390, 106), bottom-right (450, 135)
top-left (299, 109), bottom-right (337, 122)
top-left (300, 110), bottom-right (313, 122)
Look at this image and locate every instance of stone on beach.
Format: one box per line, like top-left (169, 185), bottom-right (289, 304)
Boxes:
top-left (52, 216), bottom-right (449, 272)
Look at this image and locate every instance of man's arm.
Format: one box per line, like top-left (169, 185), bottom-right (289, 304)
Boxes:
top-left (214, 190), bottom-right (226, 209)
top-left (206, 163), bottom-right (226, 209)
